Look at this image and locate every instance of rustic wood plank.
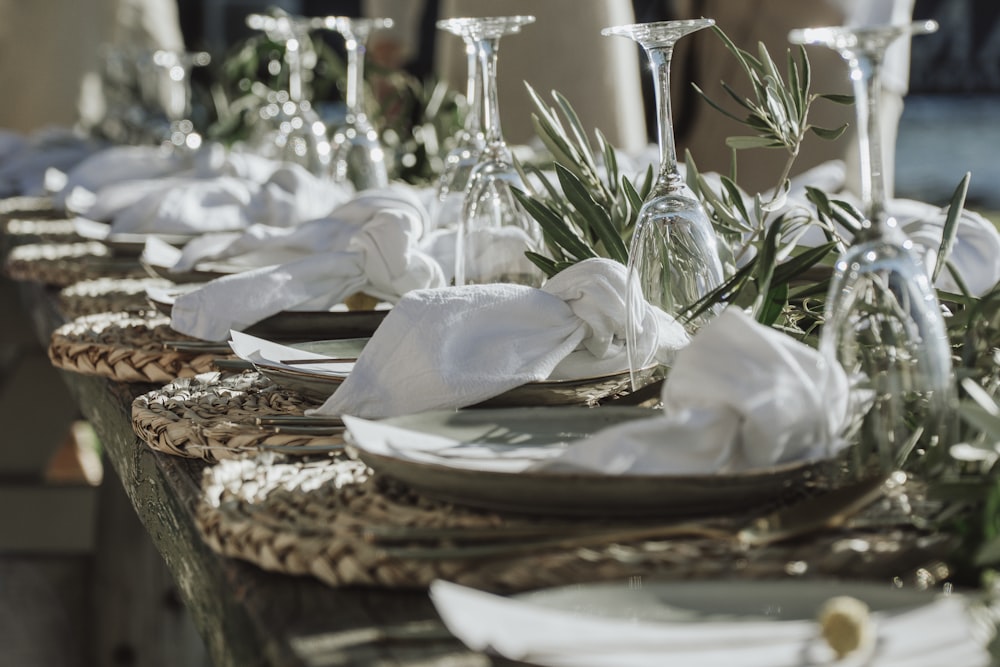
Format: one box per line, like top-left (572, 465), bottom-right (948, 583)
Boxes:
top-left (60, 371), bottom-right (508, 667)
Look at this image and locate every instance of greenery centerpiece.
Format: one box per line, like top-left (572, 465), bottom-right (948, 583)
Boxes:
top-left (516, 25), bottom-right (1000, 590)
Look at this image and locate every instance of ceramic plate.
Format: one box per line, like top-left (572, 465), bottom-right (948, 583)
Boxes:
top-left (515, 579), bottom-right (933, 623)
top-left (145, 286), bottom-right (388, 341)
top-left (251, 338), bottom-right (368, 400)
top-left (346, 407), bottom-right (816, 516)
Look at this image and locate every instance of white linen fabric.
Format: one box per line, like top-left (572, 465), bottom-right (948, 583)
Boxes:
top-left (169, 190), bottom-right (445, 341)
top-left (429, 580), bottom-right (989, 667)
top-left (52, 144), bottom-right (187, 211)
top-left (313, 258), bottom-right (689, 419)
top-left (532, 307), bottom-right (850, 475)
top-left (0, 128), bottom-right (100, 197)
top-left (687, 158), bottom-right (1000, 297)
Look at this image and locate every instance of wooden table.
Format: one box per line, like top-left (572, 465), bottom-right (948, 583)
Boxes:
top-left (23, 280), bottom-right (512, 667)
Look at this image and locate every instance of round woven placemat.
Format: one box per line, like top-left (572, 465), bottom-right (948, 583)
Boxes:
top-left (48, 311), bottom-right (227, 383)
top-left (132, 371), bottom-right (343, 461)
top-left (196, 455), bottom-right (956, 593)
top-left (3, 217), bottom-right (81, 247)
top-left (5, 241), bottom-right (147, 286)
top-left (59, 276), bottom-right (172, 319)
top-left (0, 195), bottom-right (64, 220)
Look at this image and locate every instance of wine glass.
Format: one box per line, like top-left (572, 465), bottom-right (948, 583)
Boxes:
top-left (322, 16), bottom-right (392, 190)
top-left (246, 10), bottom-right (332, 175)
top-left (789, 21), bottom-right (953, 471)
top-left (431, 19), bottom-right (486, 232)
top-left (143, 49), bottom-right (211, 153)
top-left (602, 19), bottom-right (725, 388)
top-left (454, 16), bottom-right (544, 287)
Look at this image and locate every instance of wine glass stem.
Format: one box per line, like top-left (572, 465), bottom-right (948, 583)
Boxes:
top-left (850, 50), bottom-right (888, 232)
top-left (287, 36), bottom-right (303, 102)
top-left (478, 37), bottom-right (505, 152)
top-left (646, 46), bottom-right (684, 193)
top-left (345, 37), bottom-right (366, 116)
top-left (463, 40), bottom-right (483, 139)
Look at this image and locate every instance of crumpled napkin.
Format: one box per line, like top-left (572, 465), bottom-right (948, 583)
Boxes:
top-left (532, 307), bottom-right (850, 474)
top-left (697, 158), bottom-right (1000, 297)
top-left (312, 258), bottom-right (689, 418)
top-left (164, 188), bottom-right (428, 272)
top-left (429, 580), bottom-right (989, 667)
top-left (0, 127), bottom-right (101, 197)
top-left (169, 190), bottom-right (445, 340)
top-left (51, 144), bottom-right (188, 212)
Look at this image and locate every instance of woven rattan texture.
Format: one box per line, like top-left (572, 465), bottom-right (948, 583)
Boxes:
top-left (59, 276), bottom-right (172, 319)
top-left (48, 311), bottom-right (224, 383)
top-left (196, 455), bottom-right (955, 593)
top-left (5, 241), bottom-right (147, 286)
top-left (132, 371), bottom-right (343, 461)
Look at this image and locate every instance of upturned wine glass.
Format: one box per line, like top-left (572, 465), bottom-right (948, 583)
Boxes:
top-left (322, 16), bottom-right (392, 190)
top-left (789, 21), bottom-right (952, 470)
top-left (142, 49), bottom-right (211, 153)
top-left (454, 16), bottom-right (544, 287)
top-left (602, 19), bottom-right (725, 388)
top-left (431, 18), bottom-right (486, 232)
top-left (246, 10), bottom-right (332, 175)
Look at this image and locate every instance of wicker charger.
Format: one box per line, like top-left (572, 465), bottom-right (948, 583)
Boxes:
top-left (0, 195), bottom-right (64, 220)
top-left (132, 370), bottom-right (343, 461)
top-left (59, 276), bottom-right (173, 319)
top-left (5, 241), bottom-right (148, 286)
top-left (3, 217), bottom-right (81, 248)
top-left (49, 311), bottom-right (226, 383)
top-left (196, 454), bottom-right (956, 593)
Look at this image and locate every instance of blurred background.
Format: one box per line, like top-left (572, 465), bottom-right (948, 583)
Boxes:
top-left (0, 1), bottom-right (996, 666)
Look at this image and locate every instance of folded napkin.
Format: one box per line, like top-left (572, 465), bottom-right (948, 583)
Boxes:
top-left (667, 157), bottom-right (1000, 297)
top-left (429, 580), bottom-right (989, 667)
top-left (532, 307), bottom-right (849, 474)
top-left (0, 127), bottom-right (100, 197)
top-left (313, 257), bottom-right (689, 418)
top-left (167, 187), bottom-right (427, 272)
top-left (51, 144), bottom-right (189, 212)
top-left (170, 193), bottom-right (445, 340)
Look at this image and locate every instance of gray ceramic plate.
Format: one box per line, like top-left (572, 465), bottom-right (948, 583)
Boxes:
top-left (146, 287), bottom-right (388, 341)
top-left (252, 338), bottom-right (368, 400)
top-left (347, 407), bottom-right (817, 517)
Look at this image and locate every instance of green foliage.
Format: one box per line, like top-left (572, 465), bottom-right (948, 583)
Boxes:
top-left (514, 84), bottom-right (652, 278)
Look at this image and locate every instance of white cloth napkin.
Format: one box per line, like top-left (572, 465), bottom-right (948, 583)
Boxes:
top-left (51, 144), bottom-right (188, 212)
top-left (429, 580), bottom-right (989, 667)
top-left (0, 127), bottom-right (100, 197)
top-left (228, 330), bottom-right (353, 376)
top-left (533, 307), bottom-right (849, 474)
top-left (166, 188), bottom-right (427, 272)
top-left (313, 258), bottom-right (689, 418)
top-left (703, 158), bottom-right (1000, 297)
top-left (169, 191), bottom-right (445, 340)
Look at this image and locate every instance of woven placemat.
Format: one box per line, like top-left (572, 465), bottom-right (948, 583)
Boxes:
top-left (0, 195), bottom-right (64, 220)
top-left (59, 276), bottom-right (172, 319)
top-left (196, 455), bottom-right (956, 593)
top-left (132, 371), bottom-right (343, 461)
top-left (5, 241), bottom-right (147, 286)
top-left (48, 311), bottom-right (227, 383)
top-left (3, 217), bottom-right (81, 247)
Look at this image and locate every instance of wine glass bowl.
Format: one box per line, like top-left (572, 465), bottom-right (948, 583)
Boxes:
top-left (790, 21), bottom-right (952, 470)
top-left (452, 15), bottom-right (544, 287)
top-left (602, 19), bottom-right (725, 386)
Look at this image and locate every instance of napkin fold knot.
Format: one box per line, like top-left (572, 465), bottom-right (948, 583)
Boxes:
top-left (534, 308), bottom-right (850, 474)
top-left (169, 191), bottom-right (445, 340)
top-left (312, 258), bottom-right (689, 418)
